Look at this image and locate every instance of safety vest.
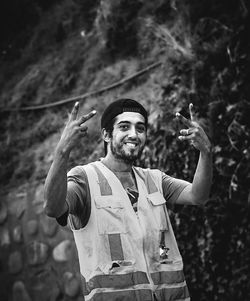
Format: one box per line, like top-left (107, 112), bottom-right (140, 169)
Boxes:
top-left (71, 161), bottom-right (190, 301)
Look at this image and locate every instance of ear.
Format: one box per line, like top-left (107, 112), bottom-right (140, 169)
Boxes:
top-left (102, 128), bottom-right (111, 143)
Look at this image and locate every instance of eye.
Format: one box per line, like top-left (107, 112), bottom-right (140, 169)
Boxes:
top-left (119, 124), bottom-right (129, 131)
top-left (136, 125), bottom-right (146, 133)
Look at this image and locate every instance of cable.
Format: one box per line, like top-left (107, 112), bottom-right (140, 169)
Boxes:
top-left (1, 61), bottom-right (162, 112)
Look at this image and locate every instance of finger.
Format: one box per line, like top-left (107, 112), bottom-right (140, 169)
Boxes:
top-left (176, 112), bottom-right (192, 127)
top-left (180, 127), bottom-right (196, 136)
top-left (78, 110), bottom-right (97, 125)
top-left (189, 103), bottom-right (194, 121)
top-left (178, 133), bottom-right (195, 141)
top-left (180, 129), bottom-right (189, 136)
top-left (69, 102), bottom-right (79, 121)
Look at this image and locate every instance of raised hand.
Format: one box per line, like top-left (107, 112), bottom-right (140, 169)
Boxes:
top-left (176, 103), bottom-right (211, 154)
top-left (57, 102), bottom-right (96, 155)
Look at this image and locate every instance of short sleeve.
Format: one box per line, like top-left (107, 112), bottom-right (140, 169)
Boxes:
top-left (162, 172), bottom-right (190, 204)
top-left (57, 166), bottom-right (91, 229)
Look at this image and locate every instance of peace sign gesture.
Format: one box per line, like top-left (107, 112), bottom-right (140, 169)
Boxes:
top-left (176, 103), bottom-right (211, 154)
top-left (57, 102), bottom-right (96, 155)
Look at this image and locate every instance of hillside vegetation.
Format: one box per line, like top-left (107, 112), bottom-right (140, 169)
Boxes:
top-left (0, 0), bottom-right (249, 300)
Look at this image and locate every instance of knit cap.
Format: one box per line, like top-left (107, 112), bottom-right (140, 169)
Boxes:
top-left (101, 98), bottom-right (148, 129)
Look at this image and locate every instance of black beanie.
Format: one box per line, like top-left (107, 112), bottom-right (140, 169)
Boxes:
top-left (101, 98), bottom-right (148, 129)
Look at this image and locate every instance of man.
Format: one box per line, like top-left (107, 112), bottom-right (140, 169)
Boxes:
top-left (44, 98), bottom-right (212, 301)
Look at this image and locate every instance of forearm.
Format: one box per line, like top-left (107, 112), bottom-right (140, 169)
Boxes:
top-left (44, 103), bottom-right (96, 217)
top-left (44, 147), bottom-right (70, 217)
top-left (191, 149), bottom-right (212, 204)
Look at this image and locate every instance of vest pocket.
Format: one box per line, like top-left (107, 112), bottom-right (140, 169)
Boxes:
top-left (147, 191), bottom-right (168, 231)
top-left (95, 196), bottom-right (127, 234)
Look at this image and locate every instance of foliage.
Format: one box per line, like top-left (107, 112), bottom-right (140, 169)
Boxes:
top-left (0, 0), bottom-right (99, 60)
top-left (95, 0), bottom-right (143, 57)
top-left (0, 0), bottom-right (58, 59)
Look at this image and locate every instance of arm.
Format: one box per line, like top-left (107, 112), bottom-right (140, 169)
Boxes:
top-left (176, 150), bottom-right (212, 205)
top-left (44, 148), bottom-right (69, 217)
top-left (174, 104), bottom-right (212, 205)
top-left (44, 102), bottom-right (96, 218)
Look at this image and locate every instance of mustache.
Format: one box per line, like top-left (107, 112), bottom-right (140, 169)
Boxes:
top-left (123, 138), bottom-right (141, 144)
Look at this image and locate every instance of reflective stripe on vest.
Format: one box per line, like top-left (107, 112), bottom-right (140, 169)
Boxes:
top-left (83, 271), bottom-right (150, 295)
top-left (85, 286), bottom-right (153, 301)
top-left (85, 284), bottom-right (189, 301)
top-left (152, 270), bottom-right (190, 300)
top-left (92, 164), bottom-right (112, 196)
top-left (151, 269), bottom-right (185, 285)
top-left (108, 233), bottom-right (124, 261)
top-left (145, 171), bottom-right (158, 194)
top-left (154, 284), bottom-right (190, 301)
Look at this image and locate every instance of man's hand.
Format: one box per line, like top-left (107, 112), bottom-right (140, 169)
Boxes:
top-left (176, 103), bottom-right (211, 154)
top-left (174, 103), bottom-right (213, 206)
top-left (56, 102), bottom-right (96, 155)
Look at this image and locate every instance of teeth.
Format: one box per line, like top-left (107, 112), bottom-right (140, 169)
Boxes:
top-left (126, 143), bottom-right (137, 148)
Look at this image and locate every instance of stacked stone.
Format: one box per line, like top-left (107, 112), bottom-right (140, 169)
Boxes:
top-left (0, 184), bottom-right (82, 301)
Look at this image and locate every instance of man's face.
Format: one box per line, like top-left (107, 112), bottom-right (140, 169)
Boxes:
top-left (109, 112), bottom-right (147, 163)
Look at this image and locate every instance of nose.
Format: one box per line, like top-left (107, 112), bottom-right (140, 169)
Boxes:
top-left (128, 126), bottom-right (138, 138)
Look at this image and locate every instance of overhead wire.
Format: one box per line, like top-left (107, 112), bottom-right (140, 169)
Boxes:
top-left (1, 61), bottom-right (162, 112)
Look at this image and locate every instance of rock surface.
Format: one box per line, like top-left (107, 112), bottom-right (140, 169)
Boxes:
top-left (8, 251), bottom-right (23, 274)
top-left (0, 227), bottom-right (10, 246)
top-left (27, 219), bottom-right (39, 235)
top-left (12, 281), bottom-right (32, 301)
top-left (26, 241), bottom-right (49, 266)
top-left (64, 272), bottom-right (80, 298)
top-left (0, 201), bottom-right (8, 224)
top-left (13, 225), bottom-right (23, 243)
top-left (53, 239), bottom-right (74, 262)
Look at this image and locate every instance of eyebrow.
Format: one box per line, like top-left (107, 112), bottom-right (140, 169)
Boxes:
top-left (117, 121), bottom-right (146, 126)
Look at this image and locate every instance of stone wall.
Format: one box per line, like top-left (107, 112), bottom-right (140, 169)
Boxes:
top-left (0, 182), bottom-right (83, 301)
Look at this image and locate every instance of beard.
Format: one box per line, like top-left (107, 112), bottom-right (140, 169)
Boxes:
top-left (110, 138), bottom-right (144, 163)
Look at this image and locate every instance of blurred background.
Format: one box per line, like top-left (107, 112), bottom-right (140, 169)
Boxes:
top-left (0, 0), bottom-right (249, 300)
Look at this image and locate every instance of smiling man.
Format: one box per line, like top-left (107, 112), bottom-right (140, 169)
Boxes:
top-left (107, 111), bottom-right (146, 162)
top-left (44, 98), bottom-right (212, 301)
